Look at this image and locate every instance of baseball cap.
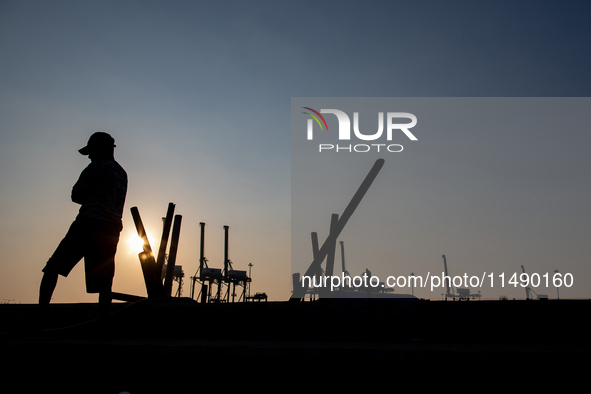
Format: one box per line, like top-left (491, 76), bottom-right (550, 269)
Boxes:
top-left (78, 132), bottom-right (116, 155)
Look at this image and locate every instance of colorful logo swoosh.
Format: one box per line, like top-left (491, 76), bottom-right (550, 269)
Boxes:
top-left (302, 107), bottom-right (329, 131)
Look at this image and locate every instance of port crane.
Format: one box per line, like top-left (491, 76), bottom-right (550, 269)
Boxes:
top-left (520, 265), bottom-right (547, 300)
top-left (442, 255), bottom-right (463, 300)
top-left (442, 255), bottom-right (480, 300)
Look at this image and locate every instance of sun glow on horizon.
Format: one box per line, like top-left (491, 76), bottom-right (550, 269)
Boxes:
top-left (128, 234), bottom-right (147, 254)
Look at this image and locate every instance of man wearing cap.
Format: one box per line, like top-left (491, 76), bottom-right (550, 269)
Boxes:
top-left (39, 132), bottom-right (127, 319)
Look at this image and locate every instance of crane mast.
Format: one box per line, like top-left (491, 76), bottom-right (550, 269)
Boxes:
top-left (442, 255), bottom-right (453, 299)
top-left (521, 265), bottom-right (534, 300)
top-left (340, 241), bottom-right (350, 278)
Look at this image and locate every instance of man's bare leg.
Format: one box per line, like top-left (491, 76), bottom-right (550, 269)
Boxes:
top-left (39, 271), bottom-right (58, 306)
top-left (38, 272), bottom-right (58, 328)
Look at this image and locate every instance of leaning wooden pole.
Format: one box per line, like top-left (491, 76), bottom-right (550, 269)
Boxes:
top-left (311, 231), bottom-right (321, 281)
top-left (290, 158), bottom-right (385, 301)
top-left (321, 213), bottom-right (339, 298)
top-left (164, 215), bottom-right (182, 296)
top-left (130, 206), bottom-right (165, 300)
top-left (324, 213), bottom-right (339, 277)
top-left (156, 202), bottom-right (175, 276)
top-left (311, 232), bottom-right (319, 260)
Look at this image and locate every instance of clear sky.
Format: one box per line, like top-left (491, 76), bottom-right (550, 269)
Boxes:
top-left (1, 0), bottom-right (590, 303)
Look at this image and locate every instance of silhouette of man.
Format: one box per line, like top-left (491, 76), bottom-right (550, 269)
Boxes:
top-left (39, 132), bottom-right (127, 319)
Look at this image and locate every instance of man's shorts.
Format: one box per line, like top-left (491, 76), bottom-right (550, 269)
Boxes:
top-left (42, 217), bottom-right (122, 293)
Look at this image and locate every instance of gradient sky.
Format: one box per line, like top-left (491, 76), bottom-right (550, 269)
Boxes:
top-left (1, 0), bottom-right (590, 303)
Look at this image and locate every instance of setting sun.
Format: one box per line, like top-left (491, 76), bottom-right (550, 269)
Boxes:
top-left (128, 234), bottom-right (146, 254)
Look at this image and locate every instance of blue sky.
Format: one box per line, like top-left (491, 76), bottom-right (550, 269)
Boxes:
top-left (1, 0), bottom-right (590, 302)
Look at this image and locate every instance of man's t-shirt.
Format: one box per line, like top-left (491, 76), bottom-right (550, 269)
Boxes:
top-left (71, 159), bottom-right (128, 226)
